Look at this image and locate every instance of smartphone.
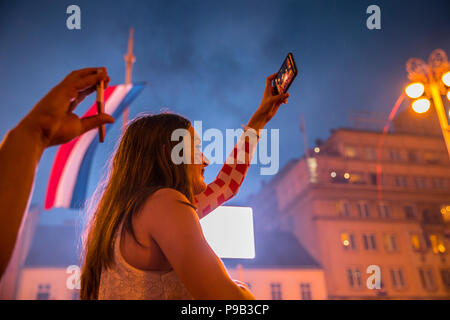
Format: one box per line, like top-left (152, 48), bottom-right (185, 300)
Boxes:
top-left (273, 52), bottom-right (298, 95)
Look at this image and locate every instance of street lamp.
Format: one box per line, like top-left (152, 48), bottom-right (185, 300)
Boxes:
top-left (405, 49), bottom-right (450, 158)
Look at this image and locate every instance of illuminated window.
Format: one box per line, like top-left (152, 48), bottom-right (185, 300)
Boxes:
top-left (424, 152), bottom-right (440, 164)
top-left (410, 234), bottom-right (424, 252)
top-left (357, 202), bottom-right (371, 218)
top-left (429, 234), bottom-right (446, 255)
top-left (394, 176), bottom-right (408, 188)
top-left (270, 283), bottom-right (282, 300)
top-left (337, 201), bottom-right (350, 217)
top-left (349, 173), bottom-right (365, 184)
top-left (347, 268), bottom-right (362, 288)
top-left (384, 234), bottom-right (398, 252)
top-left (362, 234), bottom-right (377, 251)
top-left (344, 146), bottom-right (357, 158)
top-left (390, 269), bottom-right (406, 289)
top-left (377, 203), bottom-right (391, 219)
top-left (299, 283), bottom-right (312, 300)
top-left (440, 205), bottom-right (450, 222)
top-left (341, 233), bottom-right (356, 250)
top-left (419, 268), bottom-right (437, 290)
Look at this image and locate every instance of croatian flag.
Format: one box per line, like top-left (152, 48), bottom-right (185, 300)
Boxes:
top-left (45, 83), bottom-right (145, 210)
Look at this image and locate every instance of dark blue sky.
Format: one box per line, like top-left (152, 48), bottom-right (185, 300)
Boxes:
top-left (0, 0), bottom-right (449, 224)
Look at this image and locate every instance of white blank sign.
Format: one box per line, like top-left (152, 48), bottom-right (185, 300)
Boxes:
top-left (200, 206), bottom-right (255, 259)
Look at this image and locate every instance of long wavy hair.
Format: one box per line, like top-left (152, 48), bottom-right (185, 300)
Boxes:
top-left (80, 113), bottom-right (193, 300)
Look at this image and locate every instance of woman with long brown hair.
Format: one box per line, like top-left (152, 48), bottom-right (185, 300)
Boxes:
top-left (80, 73), bottom-right (289, 300)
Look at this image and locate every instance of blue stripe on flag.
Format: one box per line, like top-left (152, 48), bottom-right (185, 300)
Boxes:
top-left (70, 83), bottom-right (146, 208)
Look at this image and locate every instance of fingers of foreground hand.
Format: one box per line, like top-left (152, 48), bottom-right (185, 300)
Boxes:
top-left (266, 73), bottom-right (278, 85)
top-left (73, 70), bottom-right (110, 92)
top-left (56, 67), bottom-right (109, 100)
top-left (270, 92), bottom-right (289, 104)
top-left (80, 114), bottom-right (115, 134)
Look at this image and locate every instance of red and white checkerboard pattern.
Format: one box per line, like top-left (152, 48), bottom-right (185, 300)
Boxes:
top-left (193, 129), bottom-right (259, 219)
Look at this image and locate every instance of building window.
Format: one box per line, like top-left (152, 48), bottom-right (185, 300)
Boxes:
top-left (337, 201), bottom-right (350, 217)
top-left (422, 209), bottom-right (444, 224)
top-left (404, 205), bottom-right (417, 219)
top-left (389, 149), bottom-right (402, 161)
top-left (72, 290), bottom-right (80, 300)
top-left (440, 205), bottom-right (450, 222)
top-left (419, 268), bottom-right (437, 290)
top-left (344, 146), bottom-right (357, 158)
top-left (408, 150), bottom-right (419, 163)
top-left (390, 269), bottom-right (406, 289)
top-left (440, 269), bottom-right (450, 290)
top-left (365, 147), bottom-right (377, 161)
top-left (428, 234), bottom-right (446, 255)
top-left (369, 173), bottom-right (378, 186)
top-left (300, 283), bottom-right (312, 300)
top-left (424, 151), bottom-right (440, 164)
top-left (36, 284), bottom-right (51, 300)
top-left (414, 177), bottom-right (427, 189)
top-left (341, 233), bottom-right (356, 250)
top-left (394, 176), bottom-right (408, 187)
top-left (362, 234), bottom-right (377, 251)
top-left (357, 202), bottom-right (370, 218)
top-left (347, 268), bottom-right (362, 288)
top-left (270, 283), bottom-right (282, 300)
top-left (348, 173), bottom-right (365, 184)
top-left (384, 234), bottom-right (398, 252)
top-left (410, 234), bottom-right (425, 252)
top-left (377, 203), bottom-right (391, 219)
top-left (432, 178), bottom-right (445, 189)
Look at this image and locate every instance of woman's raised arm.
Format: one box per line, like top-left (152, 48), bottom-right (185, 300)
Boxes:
top-left (193, 73), bottom-right (289, 219)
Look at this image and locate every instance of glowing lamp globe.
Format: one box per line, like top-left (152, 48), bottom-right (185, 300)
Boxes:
top-left (412, 98), bottom-right (431, 114)
top-left (405, 82), bottom-right (425, 99)
top-left (443, 72), bottom-right (450, 87)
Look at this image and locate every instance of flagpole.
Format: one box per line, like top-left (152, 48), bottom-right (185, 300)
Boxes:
top-left (300, 113), bottom-right (310, 159)
top-left (123, 28), bottom-right (136, 132)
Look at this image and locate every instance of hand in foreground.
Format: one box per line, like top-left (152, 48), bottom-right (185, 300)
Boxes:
top-left (233, 279), bottom-right (251, 290)
top-left (247, 73), bottom-right (290, 131)
top-left (20, 67), bottom-right (115, 147)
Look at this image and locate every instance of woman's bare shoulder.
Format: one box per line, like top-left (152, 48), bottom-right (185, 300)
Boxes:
top-left (141, 188), bottom-right (195, 219)
top-left (150, 187), bottom-right (189, 202)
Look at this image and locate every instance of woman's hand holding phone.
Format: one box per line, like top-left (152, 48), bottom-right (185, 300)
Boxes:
top-left (247, 73), bottom-right (290, 132)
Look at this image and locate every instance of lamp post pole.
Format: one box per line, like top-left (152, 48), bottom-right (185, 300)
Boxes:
top-left (429, 82), bottom-right (450, 159)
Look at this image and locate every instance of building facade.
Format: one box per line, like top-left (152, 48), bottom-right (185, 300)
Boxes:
top-left (252, 110), bottom-right (450, 299)
top-left (15, 224), bottom-right (80, 300)
top-left (223, 229), bottom-right (327, 300)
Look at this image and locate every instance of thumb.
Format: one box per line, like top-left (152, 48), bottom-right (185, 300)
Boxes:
top-left (80, 114), bottom-right (115, 133)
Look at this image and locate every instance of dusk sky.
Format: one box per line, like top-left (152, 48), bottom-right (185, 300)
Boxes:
top-left (0, 0), bottom-right (449, 224)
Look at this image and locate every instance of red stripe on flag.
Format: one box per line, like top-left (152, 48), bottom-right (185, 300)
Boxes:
top-left (44, 85), bottom-right (117, 209)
